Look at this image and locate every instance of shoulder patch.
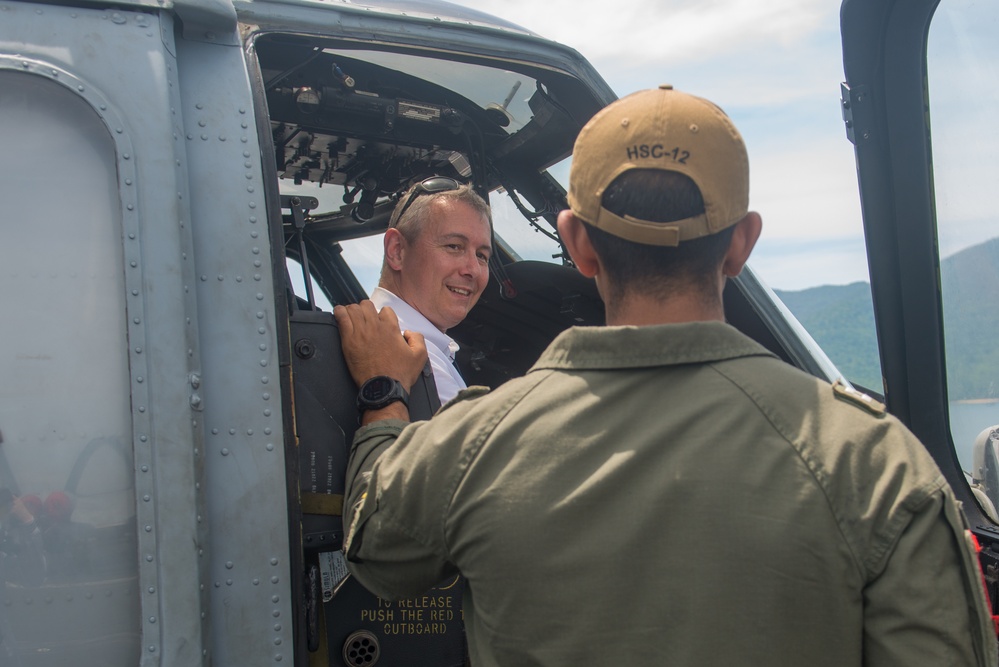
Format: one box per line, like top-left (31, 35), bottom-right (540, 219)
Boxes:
top-left (832, 379), bottom-right (886, 416)
top-left (437, 385), bottom-right (491, 414)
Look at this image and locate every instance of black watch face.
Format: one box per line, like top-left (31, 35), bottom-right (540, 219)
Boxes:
top-left (362, 376), bottom-right (395, 402)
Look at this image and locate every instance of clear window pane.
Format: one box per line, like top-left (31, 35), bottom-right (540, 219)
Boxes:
top-left (0, 72), bottom-right (139, 664)
top-left (927, 0), bottom-right (999, 507)
top-left (489, 187), bottom-right (563, 264)
top-left (286, 257), bottom-right (337, 311)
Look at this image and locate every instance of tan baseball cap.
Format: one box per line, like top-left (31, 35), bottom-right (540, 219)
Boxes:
top-left (567, 85), bottom-right (749, 246)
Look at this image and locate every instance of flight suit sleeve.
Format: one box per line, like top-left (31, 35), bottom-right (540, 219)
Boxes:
top-left (342, 418), bottom-right (462, 600)
top-left (863, 485), bottom-right (997, 666)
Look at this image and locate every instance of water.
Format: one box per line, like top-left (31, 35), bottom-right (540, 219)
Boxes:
top-left (950, 400), bottom-right (999, 475)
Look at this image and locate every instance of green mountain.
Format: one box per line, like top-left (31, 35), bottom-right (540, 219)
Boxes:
top-left (774, 282), bottom-right (881, 391)
top-left (940, 237), bottom-right (999, 400)
top-left (773, 236), bottom-right (999, 400)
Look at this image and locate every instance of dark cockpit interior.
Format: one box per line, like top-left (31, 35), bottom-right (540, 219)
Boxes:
top-left (255, 33), bottom-right (614, 386)
top-left (254, 32), bottom-right (822, 388)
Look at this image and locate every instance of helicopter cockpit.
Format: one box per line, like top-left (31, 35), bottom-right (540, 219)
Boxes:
top-left (257, 33), bottom-right (616, 387)
top-left (255, 32), bottom-right (832, 391)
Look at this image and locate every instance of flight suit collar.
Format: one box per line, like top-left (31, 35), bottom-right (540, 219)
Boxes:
top-left (530, 320), bottom-right (776, 371)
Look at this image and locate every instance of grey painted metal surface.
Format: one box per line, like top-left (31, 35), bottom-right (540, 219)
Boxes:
top-left (175, 24), bottom-right (295, 667)
top-left (30, 0), bottom-right (533, 36)
top-left (1, 3), bottom-right (209, 665)
top-left (0, 2), bottom-right (291, 665)
top-left (258, 0), bottom-right (535, 34)
top-left (234, 0), bottom-right (605, 95)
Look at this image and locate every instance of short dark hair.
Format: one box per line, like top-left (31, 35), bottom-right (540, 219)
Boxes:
top-left (583, 169), bottom-right (734, 302)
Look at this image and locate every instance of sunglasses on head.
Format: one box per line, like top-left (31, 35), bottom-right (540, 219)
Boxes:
top-left (395, 176), bottom-right (462, 222)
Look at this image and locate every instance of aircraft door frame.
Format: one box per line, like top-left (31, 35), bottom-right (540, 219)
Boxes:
top-left (839, 0), bottom-right (964, 495)
top-left (840, 0), bottom-right (999, 569)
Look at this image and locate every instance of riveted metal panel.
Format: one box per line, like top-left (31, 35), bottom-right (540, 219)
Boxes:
top-left (174, 0), bottom-right (240, 45)
top-left (174, 29), bottom-right (295, 667)
top-left (0, 3), bottom-right (210, 666)
top-left (233, 0), bottom-right (614, 102)
top-left (249, 0), bottom-right (536, 35)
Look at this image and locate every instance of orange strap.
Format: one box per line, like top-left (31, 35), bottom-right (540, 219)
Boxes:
top-left (968, 532), bottom-right (999, 636)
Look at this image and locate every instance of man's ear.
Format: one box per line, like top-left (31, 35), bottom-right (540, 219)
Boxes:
top-left (722, 212), bottom-right (762, 278)
top-left (383, 228), bottom-right (405, 272)
top-left (557, 210), bottom-right (600, 278)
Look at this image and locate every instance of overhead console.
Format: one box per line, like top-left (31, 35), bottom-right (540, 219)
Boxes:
top-left (255, 34), bottom-right (603, 234)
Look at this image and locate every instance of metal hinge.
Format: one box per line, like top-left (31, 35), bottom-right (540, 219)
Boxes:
top-left (841, 82), bottom-right (874, 146)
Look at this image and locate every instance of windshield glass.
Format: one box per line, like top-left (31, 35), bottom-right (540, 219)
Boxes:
top-left (323, 48), bottom-right (538, 133)
top-left (281, 179), bottom-right (565, 295)
top-left (927, 0), bottom-right (999, 513)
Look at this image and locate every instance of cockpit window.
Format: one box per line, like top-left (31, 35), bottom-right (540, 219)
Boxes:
top-left (927, 0), bottom-right (999, 517)
top-left (0, 71), bottom-right (139, 664)
top-left (322, 48), bottom-right (539, 134)
top-left (257, 32), bottom-right (603, 305)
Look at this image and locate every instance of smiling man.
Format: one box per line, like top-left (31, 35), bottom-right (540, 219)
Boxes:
top-left (370, 177), bottom-right (492, 403)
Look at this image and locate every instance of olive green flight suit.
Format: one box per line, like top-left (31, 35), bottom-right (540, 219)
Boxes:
top-left (345, 321), bottom-right (996, 666)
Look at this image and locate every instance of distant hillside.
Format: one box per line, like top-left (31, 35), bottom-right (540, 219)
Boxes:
top-left (940, 237), bottom-right (999, 400)
top-left (773, 236), bottom-right (999, 401)
top-left (774, 282), bottom-right (881, 391)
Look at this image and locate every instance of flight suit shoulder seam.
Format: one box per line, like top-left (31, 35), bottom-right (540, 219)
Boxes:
top-left (707, 362), bottom-right (869, 580)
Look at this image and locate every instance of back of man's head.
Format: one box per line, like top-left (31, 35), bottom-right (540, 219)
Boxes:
top-left (567, 85), bottom-right (750, 300)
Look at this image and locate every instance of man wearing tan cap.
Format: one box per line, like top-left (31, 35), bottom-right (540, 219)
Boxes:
top-left (334, 86), bottom-right (996, 666)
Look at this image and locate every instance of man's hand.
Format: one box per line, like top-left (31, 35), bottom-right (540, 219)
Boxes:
top-left (333, 301), bottom-right (428, 391)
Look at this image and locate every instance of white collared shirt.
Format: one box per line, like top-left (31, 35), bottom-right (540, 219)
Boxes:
top-left (370, 287), bottom-right (466, 404)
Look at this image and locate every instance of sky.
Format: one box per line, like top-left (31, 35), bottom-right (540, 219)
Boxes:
top-left (442, 0), bottom-right (869, 291)
top-left (318, 0), bottom-right (996, 294)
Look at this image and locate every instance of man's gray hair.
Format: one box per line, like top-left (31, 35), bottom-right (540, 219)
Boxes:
top-left (388, 182), bottom-right (492, 243)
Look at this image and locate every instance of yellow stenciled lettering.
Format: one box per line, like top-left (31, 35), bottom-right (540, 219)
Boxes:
top-left (383, 622), bottom-right (447, 635)
top-left (360, 609), bottom-right (394, 622)
top-left (396, 595), bottom-right (451, 608)
top-left (429, 609), bottom-right (454, 621)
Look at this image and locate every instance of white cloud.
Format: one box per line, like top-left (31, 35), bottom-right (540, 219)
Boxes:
top-left (750, 136), bottom-right (863, 241)
top-left (437, 1), bottom-right (999, 293)
top-left (449, 0), bottom-right (828, 67)
top-left (445, 0), bottom-right (870, 289)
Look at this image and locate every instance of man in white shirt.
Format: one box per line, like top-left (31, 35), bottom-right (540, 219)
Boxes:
top-left (370, 177), bottom-right (492, 403)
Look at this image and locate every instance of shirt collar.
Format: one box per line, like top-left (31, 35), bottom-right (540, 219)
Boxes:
top-left (370, 287), bottom-right (460, 360)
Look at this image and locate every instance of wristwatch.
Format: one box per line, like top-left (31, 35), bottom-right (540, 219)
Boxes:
top-left (356, 375), bottom-right (409, 413)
